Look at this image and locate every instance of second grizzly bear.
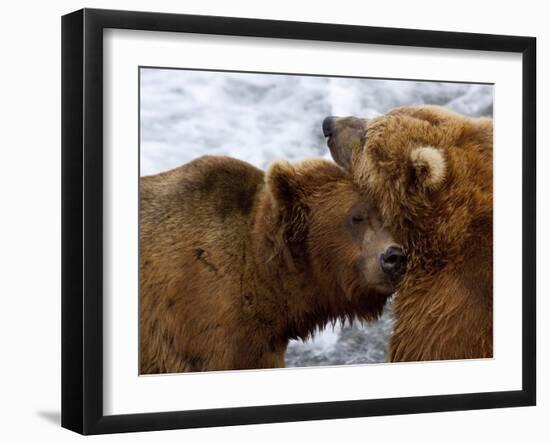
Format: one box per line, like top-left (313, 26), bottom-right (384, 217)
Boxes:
top-left (324, 106), bottom-right (493, 361)
top-left (140, 156), bottom-right (403, 373)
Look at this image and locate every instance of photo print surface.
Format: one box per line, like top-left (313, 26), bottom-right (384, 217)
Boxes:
top-left (139, 67), bottom-right (494, 374)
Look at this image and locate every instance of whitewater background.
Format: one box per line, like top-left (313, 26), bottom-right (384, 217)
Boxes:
top-left (140, 68), bottom-right (493, 368)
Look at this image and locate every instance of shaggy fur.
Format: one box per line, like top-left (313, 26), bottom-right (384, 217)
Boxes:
top-left (140, 156), bottom-right (398, 373)
top-left (325, 105), bottom-right (493, 361)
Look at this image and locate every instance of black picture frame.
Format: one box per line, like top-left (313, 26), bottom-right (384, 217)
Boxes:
top-left (61, 8), bottom-right (536, 435)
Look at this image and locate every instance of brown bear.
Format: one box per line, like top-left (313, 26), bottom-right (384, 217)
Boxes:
top-left (140, 155), bottom-right (404, 373)
top-left (323, 105), bottom-right (493, 361)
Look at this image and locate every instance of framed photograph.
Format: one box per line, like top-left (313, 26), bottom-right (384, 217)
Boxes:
top-left (62, 8), bottom-right (536, 435)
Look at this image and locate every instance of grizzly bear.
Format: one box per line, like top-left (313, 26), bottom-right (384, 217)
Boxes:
top-left (323, 105), bottom-right (493, 361)
top-left (140, 155), bottom-right (404, 373)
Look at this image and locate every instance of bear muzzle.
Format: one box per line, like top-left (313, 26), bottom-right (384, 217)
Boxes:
top-left (322, 116), bottom-right (337, 137)
top-left (380, 246), bottom-right (407, 280)
top-left (322, 115), bottom-right (368, 171)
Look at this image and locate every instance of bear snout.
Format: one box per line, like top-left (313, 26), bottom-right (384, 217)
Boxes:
top-left (380, 246), bottom-right (406, 280)
top-left (322, 116), bottom-right (337, 137)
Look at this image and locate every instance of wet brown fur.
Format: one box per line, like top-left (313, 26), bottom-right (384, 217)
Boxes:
top-left (140, 156), bottom-right (394, 373)
top-left (327, 106), bottom-right (493, 361)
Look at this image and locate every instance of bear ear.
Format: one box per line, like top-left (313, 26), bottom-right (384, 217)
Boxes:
top-left (267, 161), bottom-right (300, 209)
top-left (409, 146), bottom-right (447, 190)
top-left (266, 161), bottom-right (309, 246)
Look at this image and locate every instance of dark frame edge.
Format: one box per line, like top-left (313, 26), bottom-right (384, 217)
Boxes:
top-left (521, 36), bottom-right (537, 406)
top-left (82, 7), bottom-right (534, 51)
top-left (61, 8), bottom-right (85, 435)
top-left (84, 389), bottom-right (533, 435)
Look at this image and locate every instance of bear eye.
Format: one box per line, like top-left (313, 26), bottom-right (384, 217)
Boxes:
top-left (351, 215), bottom-right (365, 223)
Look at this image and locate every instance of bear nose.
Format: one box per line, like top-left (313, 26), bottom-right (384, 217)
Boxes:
top-left (322, 116), bottom-right (337, 137)
top-left (380, 246), bottom-right (406, 279)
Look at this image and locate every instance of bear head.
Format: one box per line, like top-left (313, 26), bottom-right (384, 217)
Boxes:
top-left (260, 158), bottom-right (405, 322)
top-left (323, 105), bottom-right (493, 274)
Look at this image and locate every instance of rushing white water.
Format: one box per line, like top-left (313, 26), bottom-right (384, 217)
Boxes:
top-left (140, 68), bottom-right (493, 366)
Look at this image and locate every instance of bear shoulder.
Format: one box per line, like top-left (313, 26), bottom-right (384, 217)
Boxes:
top-left (141, 155), bottom-right (265, 220)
